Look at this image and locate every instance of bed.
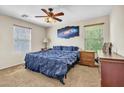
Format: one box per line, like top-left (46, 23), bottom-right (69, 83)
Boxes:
top-left (25, 46), bottom-right (79, 84)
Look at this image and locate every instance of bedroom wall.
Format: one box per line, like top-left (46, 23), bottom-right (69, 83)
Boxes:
top-left (110, 6), bottom-right (124, 56)
top-left (47, 16), bottom-right (110, 50)
top-left (0, 16), bottom-right (46, 69)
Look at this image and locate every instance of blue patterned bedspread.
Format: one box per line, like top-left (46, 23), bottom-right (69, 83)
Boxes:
top-left (25, 50), bottom-right (79, 80)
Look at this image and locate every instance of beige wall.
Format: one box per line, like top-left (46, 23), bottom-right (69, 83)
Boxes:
top-left (0, 15), bottom-right (111, 69)
top-left (110, 6), bottom-right (124, 56)
top-left (47, 16), bottom-right (110, 50)
top-left (0, 16), bottom-right (46, 69)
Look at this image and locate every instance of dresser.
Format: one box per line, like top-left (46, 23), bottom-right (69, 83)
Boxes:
top-left (79, 51), bottom-right (96, 67)
top-left (97, 50), bottom-right (124, 87)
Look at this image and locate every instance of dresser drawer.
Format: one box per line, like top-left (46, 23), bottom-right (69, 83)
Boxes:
top-left (80, 57), bottom-right (94, 61)
top-left (80, 52), bottom-right (94, 59)
top-left (80, 59), bottom-right (94, 65)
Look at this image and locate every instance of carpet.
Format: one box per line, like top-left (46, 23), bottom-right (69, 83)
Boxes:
top-left (0, 64), bottom-right (100, 87)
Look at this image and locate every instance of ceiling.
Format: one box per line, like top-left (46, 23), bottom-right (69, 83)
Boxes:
top-left (0, 5), bottom-right (113, 28)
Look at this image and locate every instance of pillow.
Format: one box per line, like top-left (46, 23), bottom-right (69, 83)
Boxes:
top-left (53, 46), bottom-right (62, 50)
top-left (62, 46), bottom-right (73, 51)
top-left (53, 46), bottom-right (79, 51)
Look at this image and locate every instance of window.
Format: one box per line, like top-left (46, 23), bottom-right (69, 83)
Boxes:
top-left (13, 25), bottom-right (31, 53)
top-left (84, 24), bottom-right (104, 52)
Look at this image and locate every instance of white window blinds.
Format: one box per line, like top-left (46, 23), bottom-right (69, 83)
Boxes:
top-left (13, 25), bottom-right (31, 53)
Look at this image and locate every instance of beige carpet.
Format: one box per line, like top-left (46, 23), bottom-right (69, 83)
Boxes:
top-left (0, 64), bottom-right (100, 87)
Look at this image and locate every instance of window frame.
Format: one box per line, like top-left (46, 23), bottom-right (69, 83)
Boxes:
top-left (13, 25), bottom-right (31, 53)
top-left (84, 24), bottom-right (104, 52)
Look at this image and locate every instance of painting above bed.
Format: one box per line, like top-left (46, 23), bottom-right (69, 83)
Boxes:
top-left (57, 26), bottom-right (79, 39)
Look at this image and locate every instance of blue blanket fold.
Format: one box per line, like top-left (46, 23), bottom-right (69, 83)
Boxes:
top-left (25, 50), bottom-right (79, 79)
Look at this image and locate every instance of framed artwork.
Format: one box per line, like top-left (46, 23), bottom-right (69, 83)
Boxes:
top-left (57, 26), bottom-right (79, 39)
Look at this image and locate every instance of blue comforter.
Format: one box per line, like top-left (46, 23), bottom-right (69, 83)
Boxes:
top-left (25, 50), bottom-right (79, 80)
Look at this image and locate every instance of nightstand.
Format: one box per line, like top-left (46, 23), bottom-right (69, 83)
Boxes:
top-left (79, 50), bottom-right (96, 67)
top-left (41, 48), bottom-right (47, 51)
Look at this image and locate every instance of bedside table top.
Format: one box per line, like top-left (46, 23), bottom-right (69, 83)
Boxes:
top-left (80, 50), bottom-right (95, 53)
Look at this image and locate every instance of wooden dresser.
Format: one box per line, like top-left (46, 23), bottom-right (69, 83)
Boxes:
top-left (97, 50), bottom-right (124, 87)
top-left (79, 51), bottom-right (96, 67)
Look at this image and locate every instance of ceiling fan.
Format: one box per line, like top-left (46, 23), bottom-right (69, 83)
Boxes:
top-left (35, 8), bottom-right (64, 22)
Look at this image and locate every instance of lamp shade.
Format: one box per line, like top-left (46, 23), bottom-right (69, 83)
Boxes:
top-left (43, 38), bottom-right (49, 43)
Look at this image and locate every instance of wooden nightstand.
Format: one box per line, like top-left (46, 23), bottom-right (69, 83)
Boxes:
top-left (41, 48), bottom-right (47, 51)
top-left (79, 50), bottom-right (96, 67)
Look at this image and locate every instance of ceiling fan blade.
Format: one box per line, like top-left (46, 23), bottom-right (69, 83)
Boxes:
top-left (54, 12), bottom-right (64, 16)
top-left (41, 9), bottom-right (49, 16)
top-left (35, 16), bottom-right (48, 17)
top-left (53, 17), bottom-right (62, 22)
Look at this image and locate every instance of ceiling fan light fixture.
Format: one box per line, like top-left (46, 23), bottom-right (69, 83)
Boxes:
top-left (35, 8), bottom-right (64, 23)
top-left (44, 17), bottom-right (56, 23)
